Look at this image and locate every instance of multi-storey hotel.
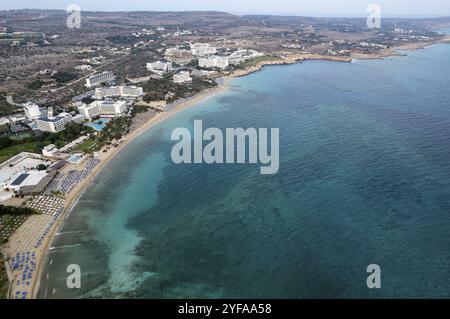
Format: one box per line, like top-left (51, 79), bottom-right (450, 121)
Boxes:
top-left (22, 102), bottom-right (42, 120)
top-left (198, 56), bottom-right (229, 69)
top-left (95, 86), bottom-right (144, 100)
top-left (173, 71), bottom-right (192, 84)
top-left (191, 43), bottom-right (217, 57)
top-left (78, 100), bottom-right (127, 119)
top-left (146, 61), bottom-right (173, 75)
top-left (85, 71), bottom-right (116, 88)
top-left (164, 47), bottom-right (193, 64)
top-left (227, 49), bottom-right (264, 65)
top-left (36, 113), bottom-right (85, 133)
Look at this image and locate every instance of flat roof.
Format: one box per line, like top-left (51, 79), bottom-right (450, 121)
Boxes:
top-left (38, 113), bottom-right (71, 123)
top-left (11, 173), bottom-right (29, 186)
top-left (0, 152), bottom-right (51, 185)
top-left (8, 171), bottom-right (48, 188)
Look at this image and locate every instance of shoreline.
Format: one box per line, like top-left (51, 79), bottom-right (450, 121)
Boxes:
top-left (7, 36), bottom-right (450, 299)
top-left (30, 77), bottom-right (232, 299)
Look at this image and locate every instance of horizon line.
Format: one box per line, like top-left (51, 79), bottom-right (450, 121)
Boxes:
top-left (1, 8), bottom-right (450, 20)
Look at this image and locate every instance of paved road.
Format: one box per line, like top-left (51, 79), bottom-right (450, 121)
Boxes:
top-left (41, 53), bottom-right (131, 93)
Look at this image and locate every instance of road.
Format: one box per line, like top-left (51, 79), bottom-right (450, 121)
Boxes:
top-left (41, 53), bottom-right (131, 93)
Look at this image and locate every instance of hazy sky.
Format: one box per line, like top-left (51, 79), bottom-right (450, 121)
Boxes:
top-left (1, 0), bottom-right (449, 18)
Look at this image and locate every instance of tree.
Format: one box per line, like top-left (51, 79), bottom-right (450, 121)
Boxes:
top-left (36, 164), bottom-right (47, 171)
top-left (27, 80), bottom-right (44, 90)
top-left (53, 71), bottom-right (77, 84)
top-left (0, 136), bottom-right (13, 149)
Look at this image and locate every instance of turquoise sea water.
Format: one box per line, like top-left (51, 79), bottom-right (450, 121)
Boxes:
top-left (39, 41), bottom-right (450, 298)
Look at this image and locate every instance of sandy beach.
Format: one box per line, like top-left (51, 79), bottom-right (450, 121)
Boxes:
top-left (28, 78), bottom-right (232, 298)
top-left (3, 35), bottom-right (450, 299)
top-left (0, 76), bottom-right (231, 299)
top-left (21, 53), bottom-right (374, 299)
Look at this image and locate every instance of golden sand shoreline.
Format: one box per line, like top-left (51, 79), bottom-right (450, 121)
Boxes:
top-left (29, 78), bottom-right (232, 298)
top-left (4, 36), bottom-right (450, 298)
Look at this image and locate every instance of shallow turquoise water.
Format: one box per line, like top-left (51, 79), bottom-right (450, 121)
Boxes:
top-left (39, 42), bottom-right (450, 298)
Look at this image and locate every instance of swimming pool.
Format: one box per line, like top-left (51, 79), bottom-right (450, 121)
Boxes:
top-left (67, 154), bottom-right (83, 164)
top-left (84, 118), bottom-right (110, 131)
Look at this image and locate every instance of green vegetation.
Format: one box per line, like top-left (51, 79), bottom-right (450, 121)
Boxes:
top-left (0, 205), bottom-right (36, 216)
top-left (81, 97), bottom-right (95, 105)
top-left (106, 34), bottom-right (158, 45)
top-left (143, 76), bottom-right (217, 103)
top-left (72, 138), bottom-right (99, 153)
top-left (142, 77), bottom-right (175, 101)
top-left (100, 117), bottom-right (131, 142)
top-left (0, 93), bottom-right (20, 117)
top-left (52, 71), bottom-right (77, 84)
top-left (0, 142), bottom-right (40, 164)
top-left (27, 79), bottom-right (44, 90)
top-left (106, 35), bottom-right (137, 45)
top-left (83, 76), bottom-right (218, 152)
top-left (0, 255), bottom-right (8, 299)
top-left (36, 164), bottom-right (47, 171)
top-left (235, 55), bottom-right (282, 69)
top-left (0, 123), bottom-right (94, 163)
top-left (131, 104), bottom-right (151, 115)
top-left (7, 132), bottom-right (32, 141)
top-left (37, 123), bottom-right (94, 148)
top-left (0, 124), bottom-right (9, 135)
top-left (186, 59), bottom-right (199, 68)
top-left (82, 117), bottom-right (133, 152)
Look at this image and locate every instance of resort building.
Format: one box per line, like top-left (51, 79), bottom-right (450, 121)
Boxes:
top-left (165, 47), bottom-right (193, 64)
top-left (173, 71), bottom-right (192, 84)
top-left (146, 61), bottom-right (173, 75)
top-left (98, 101), bottom-right (127, 117)
top-left (0, 152), bottom-right (53, 200)
top-left (78, 100), bottom-right (127, 119)
top-left (191, 43), bottom-right (217, 57)
top-left (85, 71), bottom-right (116, 88)
top-left (72, 90), bottom-right (95, 102)
top-left (8, 115), bottom-right (27, 133)
top-left (42, 144), bottom-right (58, 157)
top-left (23, 102), bottom-right (42, 120)
top-left (36, 112), bottom-right (84, 133)
top-left (41, 136), bottom-right (90, 158)
top-left (95, 86), bottom-right (144, 100)
top-left (5, 171), bottom-right (50, 193)
top-left (227, 49), bottom-right (264, 65)
top-left (78, 103), bottom-right (100, 119)
top-left (198, 56), bottom-right (229, 69)
top-left (72, 114), bottom-right (86, 124)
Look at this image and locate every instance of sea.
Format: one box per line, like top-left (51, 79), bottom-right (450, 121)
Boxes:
top-left (38, 32), bottom-right (450, 298)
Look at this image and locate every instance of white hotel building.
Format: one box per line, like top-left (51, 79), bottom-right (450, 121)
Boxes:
top-left (146, 61), bottom-right (173, 75)
top-left (198, 56), bottom-right (229, 69)
top-left (191, 43), bottom-right (217, 57)
top-left (85, 71), bottom-right (116, 88)
top-left (173, 71), bottom-right (192, 84)
top-left (36, 113), bottom-right (85, 133)
top-left (95, 86), bottom-right (144, 100)
top-left (227, 49), bottom-right (265, 65)
top-left (23, 102), bottom-right (42, 120)
top-left (78, 100), bottom-right (127, 119)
